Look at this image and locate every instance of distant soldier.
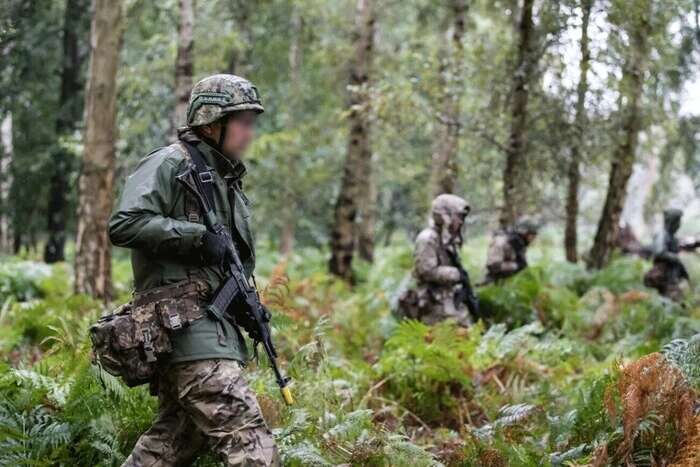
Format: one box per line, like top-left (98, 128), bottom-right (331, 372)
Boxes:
top-left (396, 194), bottom-right (479, 326)
top-left (482, 219), bottom-right (539, 284)
top-left (643, 209), bottom-right (691, 301)
top-left (616, 223), bottom-right (652, 259)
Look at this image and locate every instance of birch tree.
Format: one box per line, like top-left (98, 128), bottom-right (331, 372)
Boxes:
top-left (74, 0), bottom-right (123, 300)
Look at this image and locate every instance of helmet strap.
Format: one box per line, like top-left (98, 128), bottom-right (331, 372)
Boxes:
top-left (217, 115), bottom-right (228, 150)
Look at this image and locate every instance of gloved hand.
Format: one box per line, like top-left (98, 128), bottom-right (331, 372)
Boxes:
top-left (199, 231), bottom-right (229, 265)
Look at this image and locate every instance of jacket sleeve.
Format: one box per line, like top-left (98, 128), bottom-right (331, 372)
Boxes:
top-left (108, 149), bottom-right (206, 257)
top-left (414, 233), bottom-right (460, 285)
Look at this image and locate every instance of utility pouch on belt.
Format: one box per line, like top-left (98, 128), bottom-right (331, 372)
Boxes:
top-left (89, 279), bottom-right (208, 387)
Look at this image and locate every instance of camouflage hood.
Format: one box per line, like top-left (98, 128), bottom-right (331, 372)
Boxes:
top-left (431, 194), bottom-right (470, 245)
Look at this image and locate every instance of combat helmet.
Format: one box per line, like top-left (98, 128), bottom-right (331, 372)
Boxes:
top-left (513, 218), bottom-right (539, 237)
top-left (663, 208), bottom-right (683, 235)
top-left (431, 194), bottom-right (470, 228)
top-left (186, 74), bottom-right (264, 127)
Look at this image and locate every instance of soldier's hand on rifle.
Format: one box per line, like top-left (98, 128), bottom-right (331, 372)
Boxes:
top-left (199, 231), bottom-right (231, 265)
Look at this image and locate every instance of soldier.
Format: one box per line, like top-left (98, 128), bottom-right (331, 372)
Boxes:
top-left (109, 75), bottom-right (279, 466)
top-left (643, 209), bottom-right (690, 301)
top-left (616, 222), bottom-right (652, 259)
top-left (482, 219), bottom-right (539, 284)
top-left (396, 194), bottom-right (479, 326)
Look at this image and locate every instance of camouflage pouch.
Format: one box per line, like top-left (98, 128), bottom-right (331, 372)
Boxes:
top-left (644, 262), bottom-right (667, 289)
top-left (89, 302), bottom-right (169, 387)
top-left (395, 288), bottom-right (431, 321)
top-left (89, 280), bottom-right (208, 387)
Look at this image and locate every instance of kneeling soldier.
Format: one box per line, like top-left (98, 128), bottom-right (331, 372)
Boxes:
top-left (483, 219), bottom-right (539, 284)
top-left (109, 74), bottom-right (279, 466)
top-left (397, 194), bottom-right (479, 326)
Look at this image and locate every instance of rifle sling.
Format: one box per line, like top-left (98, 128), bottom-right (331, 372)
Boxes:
top-left (181, 140), bottom-right (217, 216)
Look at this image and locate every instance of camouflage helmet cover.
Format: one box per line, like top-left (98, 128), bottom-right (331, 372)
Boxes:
top-left (431, 194), bottom-right (470, 228)
top-left (186, 74), bottom-right (264, 127)
top-left (514, 218), bottom-right (539, 237)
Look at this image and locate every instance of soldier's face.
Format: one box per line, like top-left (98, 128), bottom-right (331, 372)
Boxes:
top-left (449, 215), bottom-right (465, 234)
top-left (222, 111), bottom-right (258, 159)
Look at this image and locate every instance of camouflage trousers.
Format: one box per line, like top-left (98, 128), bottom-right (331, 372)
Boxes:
top-left (122, 359), bottom-right (279, 467)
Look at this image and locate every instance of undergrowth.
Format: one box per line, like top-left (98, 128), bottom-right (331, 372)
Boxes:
top-left (1, 239), bottom-right (700, 466)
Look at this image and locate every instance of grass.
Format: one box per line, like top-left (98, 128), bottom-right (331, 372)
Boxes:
top-left (1, 235), bottom-right (700, 466)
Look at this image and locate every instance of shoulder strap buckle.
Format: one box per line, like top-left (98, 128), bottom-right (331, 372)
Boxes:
top-left (199, 171), bottom-right (214, 184)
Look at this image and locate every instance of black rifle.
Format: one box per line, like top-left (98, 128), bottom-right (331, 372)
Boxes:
top-left (446, 248), bottom-right (484, 320)
top-left (176, 142), bottom-right (293, 405)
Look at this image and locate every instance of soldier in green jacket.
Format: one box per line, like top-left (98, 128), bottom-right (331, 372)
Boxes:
top-left (109, 74), bottom-right (279, 466)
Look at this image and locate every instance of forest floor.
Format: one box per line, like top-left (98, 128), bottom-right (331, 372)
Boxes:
top-left (2, 230), bottom-right (700, 466)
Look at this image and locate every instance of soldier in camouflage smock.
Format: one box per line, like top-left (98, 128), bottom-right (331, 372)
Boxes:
top-left (109, 74), bottom-right (279, 466)
top-left (397, 194), bottom-right (475, 327)
top-left (482, 220), bottom-right (538, 284)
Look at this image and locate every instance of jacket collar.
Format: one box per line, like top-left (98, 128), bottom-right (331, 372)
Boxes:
top-left (178, 128), bottom-right (247, 182)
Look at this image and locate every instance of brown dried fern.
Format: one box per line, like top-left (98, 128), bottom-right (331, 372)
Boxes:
top-left (670, 416), bottom-right (700, 467)
top-left (614, 353), bottom-right (696, 463)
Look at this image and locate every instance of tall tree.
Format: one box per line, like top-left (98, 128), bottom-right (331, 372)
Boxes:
top-left (280, 6), bottom-right (303, 255)
top-left (0, 113), bottom-right (13, 254)
top-left (564, 0), bottom-right (593, 263)
top-left (429, 0), bottom-right (468, 197)
top-left (227, 0), bottom-right (252, 76)
top-left (74, 0), bottom-right (123, 300)
top-left (171, 0), bottom-right (194, 138)
top-left (500, 0), bottom-right (535, 227)
top-left (329, 0), bottom-right (375, 280)
top-left (587, 2), bottom-right (651, 269)
top-left (44, 0), bottom-right (89, 263)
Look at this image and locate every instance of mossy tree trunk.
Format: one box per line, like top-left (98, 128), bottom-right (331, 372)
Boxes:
top-left (500, 0), bottom-right (535, 228)
top-left (329, 0), bottom-right (375, 280)
top-left (430, 0), bottom-right (468, 198)
top-left (587, 3), bottom-right (650, 270)
top-left (171, 0), bottom-right (194, 139)
top-left (44, 0), bottom-right (89, 263)
top-left (564, 0), bottom-right (593, 263)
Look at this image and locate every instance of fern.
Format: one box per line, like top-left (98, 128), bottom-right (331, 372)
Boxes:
top-left (662, 337), bottom-right (700, 388)
top-left (472, 403), bottom-right (537, 440)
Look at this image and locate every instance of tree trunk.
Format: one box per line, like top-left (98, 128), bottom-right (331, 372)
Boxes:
top-left (45, 0), bottom-right (89, 263)
top-left (354, 0), bottom-right (377, 263)
top-left (227, 0), bottom-right (252, 76)
top-left (279, 7), bottom-right (302, 256)
top-left (564, 0), bottom-right (593, 263)
top-left (500, 0), bottom-right (535, 228)
top-left (0, 113), bottom-right (13, 254)
top-left (75, 0), bottom-right (123, 301)
top-left (357, 151), bottom-right (376, 261)
top-left (171, 0), bottom-right (194, 138)
top-left (587, 10), bottom-right (650, 270)
top-left (329, 0), bottom-right (375, 281)
top-left (430, 0), bottom-right (468, 197)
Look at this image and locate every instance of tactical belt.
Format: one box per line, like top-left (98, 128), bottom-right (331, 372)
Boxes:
top-left (133, 279), bottom-right (209, 307)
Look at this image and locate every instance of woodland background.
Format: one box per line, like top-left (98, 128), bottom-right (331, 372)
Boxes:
top-left (2, 0), bottom-right (700, 465)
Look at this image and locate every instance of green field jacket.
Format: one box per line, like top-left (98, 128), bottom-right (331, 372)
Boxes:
top-left (108, 132), bottom-right (255, 363)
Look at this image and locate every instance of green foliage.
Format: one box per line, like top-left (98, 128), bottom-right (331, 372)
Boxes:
top-left (1, 238), bottom-right (700, 465)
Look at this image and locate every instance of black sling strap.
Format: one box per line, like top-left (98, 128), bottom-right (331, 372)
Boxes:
top-left (181, 140), bottom-right (216, 211)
